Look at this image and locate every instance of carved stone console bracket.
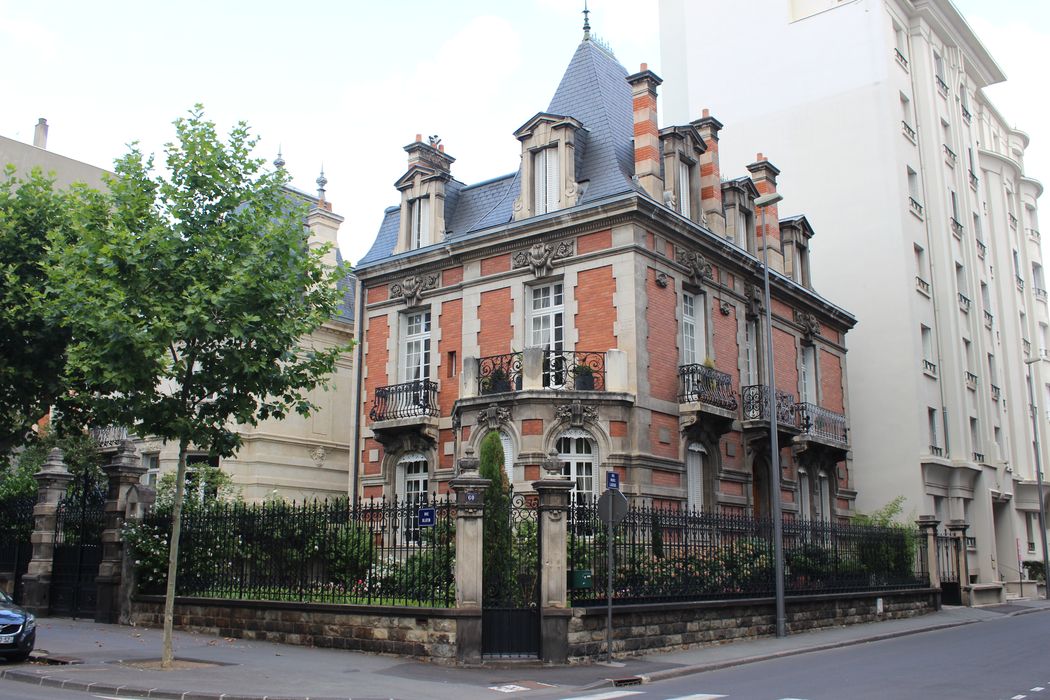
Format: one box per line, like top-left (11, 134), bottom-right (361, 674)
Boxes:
top-left (676, 249), bottom-right (713, 283)
top-left (390, 273), bottom-right (439, 305)
top-left (794, 310), bottom-right (821, 343)
top-left (555, 400), bottom-right (597, 428)
top-left (476, 403), bottom-right (511, 430)
top-left (512, 240), bottom-right (574, 277)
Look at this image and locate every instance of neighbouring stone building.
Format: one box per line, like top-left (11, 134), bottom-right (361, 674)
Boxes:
top-left (354, 24), bottom-right (858, 521)
top-left (660, 0), bottom-right (1047, 601)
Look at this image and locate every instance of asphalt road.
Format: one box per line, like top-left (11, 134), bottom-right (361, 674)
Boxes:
top-left (559, 610), bottom-right (1050, 700)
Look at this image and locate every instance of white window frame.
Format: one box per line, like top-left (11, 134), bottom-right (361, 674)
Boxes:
top-left (410, 196), bottom-right (431, 249)
top-left (678, 160), bottom-right (692, 218)
top-left (557, 429), bottom-right (596, 502)
top-left (798, 468), bottom-right (811, 520)
top-left (534, 147), bottom-right (560, 214)
top-left (499, 430), bottom-right (515, 489)
top-left (682, 291), bottom-right (707, 366)
top-left (686, 442), bottom-right (706, 513)
top-left (141, 453), bottom-right (160, 487)
top-left (816, 470), bottom-right (831, 522)
top-left (397, 453), bottom-right (430, 543)
top-left (400, 310), bottom-right (432, 384)
top-left (745, 319), bottom-right (760, 386)
top-left (801, 344), bottom-right (818, 404)
top-left (529, 282), bottom-right (566, 388)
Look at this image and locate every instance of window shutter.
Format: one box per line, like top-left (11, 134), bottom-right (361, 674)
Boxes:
top-left (545, 148), bottom-right (560, 212)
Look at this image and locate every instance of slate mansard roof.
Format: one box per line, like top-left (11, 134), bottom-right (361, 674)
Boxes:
top-left (358, 39), bottom-right (640, 268)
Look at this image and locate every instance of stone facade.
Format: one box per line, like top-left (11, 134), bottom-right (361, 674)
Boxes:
top-left (567, 590), bottom-right (939, 659)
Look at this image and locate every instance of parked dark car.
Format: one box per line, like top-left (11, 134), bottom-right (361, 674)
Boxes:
top-left (0, 590), bottom-right (35, 662)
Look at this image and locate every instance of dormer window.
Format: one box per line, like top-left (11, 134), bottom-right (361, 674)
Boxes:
top-left (410, 196), bottom-right (431, 249)
top-left (534, 147), bottom-right (560, 215)
top-left (678, 160), bottom-right (692, 217)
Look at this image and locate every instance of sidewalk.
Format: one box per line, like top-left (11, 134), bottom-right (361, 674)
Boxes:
top-left (2, 600), bottom-right (1048, 700)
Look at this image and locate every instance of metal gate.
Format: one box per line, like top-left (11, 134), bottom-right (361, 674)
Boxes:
top-left (482, 493), bottom-right (541, 658)
top-left (937, 533), bottom-right (961, 605)
top-left (49, 477), bottom-right (106, 618)
top-left (0, 494), bottom-right (36, 603)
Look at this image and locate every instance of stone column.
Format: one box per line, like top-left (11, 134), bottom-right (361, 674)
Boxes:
top-left (947, 520), bottom-right (971, 605)
top-left (522, 347), bottom-right (545, 391)
top-left (534, 449), bottom-right (573, 663)
top-left (95, 440), bottom-right (146, 623)
top-left (916, 516), bottom-right (941, 594)
top-left (21, 448), bottom-right (73, 616)
top-left (448, 449), bottom-right (489, 664)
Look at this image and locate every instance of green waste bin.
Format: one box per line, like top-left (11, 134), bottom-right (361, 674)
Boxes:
top-left (568, 569), bottom-right (593, 589)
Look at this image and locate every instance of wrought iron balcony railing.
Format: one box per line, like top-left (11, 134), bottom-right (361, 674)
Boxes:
top-left (961, 105), bottom-right (972, 124)
top-left (984, 310), bottom-right (994, 328)
top-left (369, 379), bottom-right (438, 422)
top-left (901, 120), bottom-right (916, 141)
top-left (943, 144), bottom-right (957, 165)
top-left (478, 352), bottom-right (523, 395)
top-left (916, 276), bottom-right (931, 294)
top-left (976, 239), bottom-right (986, 259)
top-left (542, 350), bottom-right (606, 391)
top-left (90, 425), bottom-right (129, 449)
top-left (678, 364), bottom-right (738, 411)
top-left (894, 48), bottom-right (909, 69)
top-left (795, 403), bottom-right (847, 446)
top-left (741, 385), bottom-right (798, 427)
top-left (1009, 213), bottom-right (1018, 230)
top-left (909, 196), bottom-right (924, 218)
top-left (950, 217), bottom-right (963, 237)
top-left (969, 170), bottom-right (978, 189)
top-left (935, 75), bottom-right (949, 95)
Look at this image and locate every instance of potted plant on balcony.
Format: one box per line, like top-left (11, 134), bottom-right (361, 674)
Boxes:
top-left (573, 363), bottom-right (595, 390)
top-left (485, 368), bottom-right (512, 394)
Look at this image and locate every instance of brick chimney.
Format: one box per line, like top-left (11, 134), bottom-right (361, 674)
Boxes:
top-left (746, 153), bottom-right (784, 272)
top-left (626, 63), bottom-right (664, 199)
top-left (692, 108), bottom-right (725, 234)
top-left (33, 118), bottom-right (48, 149)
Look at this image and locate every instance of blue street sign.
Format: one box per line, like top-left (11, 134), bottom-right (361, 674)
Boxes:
top-left (418, 507), bottom-right (436, 527)
top-left (606, 471), bottom-right (620, 491)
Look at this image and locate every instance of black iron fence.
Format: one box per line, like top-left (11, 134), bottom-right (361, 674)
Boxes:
top-left (677, 364), bottom-right (738, 410)
top-left (795, 403), bottom-right (848, 445)
top-left (741, 385), bottom-right (798, 427)
top-left (568, 500), bottom-right (928, 605)
top-left (132, 497), bottom-right (456, 608)
top-left (0, 494), bottom-right (36, 603)
top-left (479, 353), bottom-right (523, 395)
top-left (369, 380), bottom-right (439, 422)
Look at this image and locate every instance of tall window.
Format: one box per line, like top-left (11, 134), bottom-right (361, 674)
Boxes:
top-left (499, 431), bottom-right (515, 489)
top-left (816, 471), bottom-right (831, 522)
top-left (410, 196), bottom-right (431, 249)
top-left (921, 325), bottom-right (934, 364)
top-left (933, 50), bottom-right (945, 82)
top-left (914, 244), bottom-right (927, 279)
top-left (529, 282), bottom-right (565, 388)
top-left (401, 310), bottom-right (432, 383)
top-left (907, 167), bottom-right (920, 200)
top-left (745, 319), bottom-right (760, 385)
top-left (558, 431), bottom-right (595, 501)
top-left (928, 407), bottom-right (939, 452)
top-left (534, 147), bottom-right (560, 214)
top-left (678, 160), bottom-right (692, 217)
top-left (686, 443), bottom-right (706, 512)
top-left (798, 468), bottom-right (811, 520)
top-left (398, 455), bottom-right (429, 542)
top-left (682, 292), bottom-right (707, 366)
top-left (140, 453), bottom-right (159, 487)
top-left (969, 417), bottom-right (980, 457)
top-left (801, 344), bottom-right (818, 403)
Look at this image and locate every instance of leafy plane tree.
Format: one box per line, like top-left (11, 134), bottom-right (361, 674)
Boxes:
top-left (48, 107), bottom-right (351, 667)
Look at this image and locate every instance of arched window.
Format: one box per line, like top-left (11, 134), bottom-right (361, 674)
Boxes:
top-left (557, 429), bottom-right (596, 500)
top-left (686, 443), bottom-right (707, 513)
top-left (397, 453), bottom-right (429, 542)
top-left (499, 431), bottom-right (515, 489)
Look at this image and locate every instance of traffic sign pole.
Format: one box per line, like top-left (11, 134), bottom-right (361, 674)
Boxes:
top-left (606, 499), bottom-right (613, 662)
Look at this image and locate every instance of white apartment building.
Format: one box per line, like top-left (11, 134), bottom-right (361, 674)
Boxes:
top-left (660, 0), bottom-right (1046, 600)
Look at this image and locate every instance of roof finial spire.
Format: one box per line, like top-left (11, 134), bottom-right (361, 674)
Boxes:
top-left (273, 146), bottom-right (285, 170)
top-left (582, 0), bottom-right (591, 41)
top-left (316, 165), bottom-right (327, 202)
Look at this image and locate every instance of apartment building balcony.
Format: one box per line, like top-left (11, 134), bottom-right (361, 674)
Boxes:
top-left (741, 384), bottom-right (800, 442)
top-left (1009, 213), bottom-right (1018, 230)
top-left (894, 48), bottom-right (909, 70)
top-left (794, 402), bottom-right (849, 461)
top-left (368, 379), bottom-right (440, 445)
top-left (89, 425), bottom-right (131, 453)
top-left (901, 120), bottom-right (916, 142)
top-left (909, 196), bottom-right (924, 219)
top-left (961, 105), bottom-right (972, 124)
top-left (1017, 276), bottom-right (1025, 292)
top-left (922, 359), bottom-right (938, 376)
top-left (1024, 339), bottom-right (1032, 355)
top-left (976, 239), bottom-right (987, 259)
top-left (478, 349), bottom-right (607, 394)
top-left (1035, 286), bottom-right (1048, 303)
top-left (965, 371), bottom-right (978, 390)
top-left (916, 276), bottom-right (931, 295)
top-left (678, 364), bottom-right (738, 437)
top-left (943, 144), bottom-right (957, 167)
top-left (1028, 228), bottom-right (1041, 243)
top-left (958, 293), bottom-right (971, 313)
top-left (935, 75), bottom-right (949, 96)
top-left (991, 384), bottom-right (1001, 401)
top-left (950, 217), bottom-right (964, 238)
top-left (984, 310), bottom-right (994, 329)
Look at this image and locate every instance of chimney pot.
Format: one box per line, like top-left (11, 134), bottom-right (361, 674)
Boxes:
top-left (415, 133), bottom-right (422, 142)
top-left (33, 118), bottom-right (48, 149)
top-left (438, 144), bottom-right (444, 152)
top-left (702, 108), bottom-right (710, 117)
top-left (757, 152), bottom-right (765, 161)
top-left (640, 62), bottom-right (648, 71)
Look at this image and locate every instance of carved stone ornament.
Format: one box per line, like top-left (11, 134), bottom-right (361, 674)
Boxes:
top-left (512, 240), bottom-right (574, 277)
top-left (390, 273), bottom-right (439, 305)
top-left (719, 299), bottom-right (732, 316)
top-left (676, 249), bottom-right (713, 282)
top-left (555, 399), bottom-right (597, 428)
top-left (477, 403), bottom-right (511, 430)
top-left (655, 272), bottom-right (669, 288)
top-left (309, 446), bottom-right (327, 467)
top-left (744, 283), bottom-right (763, 320)
top-left (794, 310), bottom-right (822, 342)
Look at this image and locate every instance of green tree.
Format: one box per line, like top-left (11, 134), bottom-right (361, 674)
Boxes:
top-left (479, 431), bottom-right (514, 603)
top-left (0, 167), bottom-right (84, 457)
top-left (47, 106), bottom-right (351, 667)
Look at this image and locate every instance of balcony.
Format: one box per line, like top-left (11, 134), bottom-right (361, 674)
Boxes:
top-left (929, 445), bottom-right (944, 457)
top-left (943, 144), bottom-right (957, 167)
top-left (795, 402), bottom-right (848, 453)
top-left (894, 48), bottom-right (909, 70)
top-left (984, 310), bottom-right (994, 329)
top-left (991, 384), bottom-right (1001, 401)
top-left (679, 364), bottom-right (738, 437)
top-left (901, 120), bottom-right (916, 142)
top-left (478, 352), bottom-right (523, 395)
top-left (1036, 287), bottom-right (1048, 303)
top-left (478, 349), bottom-right (607, 394)
top-left (916, 276), bottom-right (931, 295)
top-left (965, 371), bottom-right (978, 389)
top-left (976, 239), bottom-right (987, 259)
top-left (1028, 228), bottom-right (1041, 243)
top-left (1024, 339), bottom-right (1032, 355)
top-left (969, 170), bottom-right (979, 189)
top-left (962, 105), bottom-right (972, 124)
top-left (957, 293), bottom-right (971, 313)
top-left (741, 385), bottom-right (798, 430)
top-left (1009, 213), bottom-right (1018, 230)
top-left (923, 359), bottom-right (937, 376)
top-left (368, 379), bottom-right (439, 445)
top-left (909, 197), bottom-right (925, 219)
top-left (90, 425), bottom-right (130, 452)
top-left (935, 75), bottom-right (949, 96)
top-left (1017, 276), bottom-right (1025, 292)
top-left (972, 452), bottom-right (985, 463)
top-left (950, 217), bottom-right (964, 238)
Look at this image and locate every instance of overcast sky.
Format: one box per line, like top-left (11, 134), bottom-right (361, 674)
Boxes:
top-left (1, 0), bottom-right (1043, 266)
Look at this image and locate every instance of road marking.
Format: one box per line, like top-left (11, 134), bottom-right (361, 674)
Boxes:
top-left (1012, 695), bottom-right (1027, 699)
top-left (1032, 689), bottom-right (1046, 693)
top-left (491, 684), bottom-right (530, 693)
top-left (559, 692), bottom-right (644, 700)
top-left (664, 695), bottom-right (727, 700)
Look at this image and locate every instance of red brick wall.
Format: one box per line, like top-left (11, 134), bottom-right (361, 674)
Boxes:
top-left (773, 327), bottom-right (798, 395)
top-left (646, 267), bottom-right (678, 403)
top-left (362, 437), bottom-right (382, 476)
top-left (770, 299), bottom-right (793, 320)
top-left (575, 266), bottom-right (616, 351)
top-left (364, 315), bottom-right (390, 427)
top-left (649, 411), bottom-right (679, 460)
top-left (609, 420), bottom-right (627, 438)
top-left (819, 323), bottom-right (839, 344)
top-left (366, 285), bottom-right (388, 304)
top-left (438, 299), bottom-right (462, 415)
top-left (363, 485), bottom-right (383, 499)
top-left (819, 349), bottom-right (845, 412)
top-left (652, 469), bottom-right (681, 488)
top-left (438, 429), bottom-right (454, 469)
top-left (478, 287), bottom-right (513, 356)
top-left (721, 481), bottom-right (744, 497)
top-left (442, 266), bottom-right (464, 287)
top-left (712, 299), bottom-right (738, 386)
top-left (480, 254), bottom-right (510, 276)
top-left (722, 434), bottom-right (742, 470)
top-left (522, 419), bottom-right (543, 436)
top-left (578, 229), bottom-right (612, 254)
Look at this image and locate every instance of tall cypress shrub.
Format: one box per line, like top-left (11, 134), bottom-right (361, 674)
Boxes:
top-left (479, 431), bottom-right (514, 603)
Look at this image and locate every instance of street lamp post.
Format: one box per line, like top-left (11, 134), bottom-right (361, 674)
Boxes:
top-left (1024, 357), bottom-right (1050, 598)
top-left (755, 191), bottom-right (787, 636)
